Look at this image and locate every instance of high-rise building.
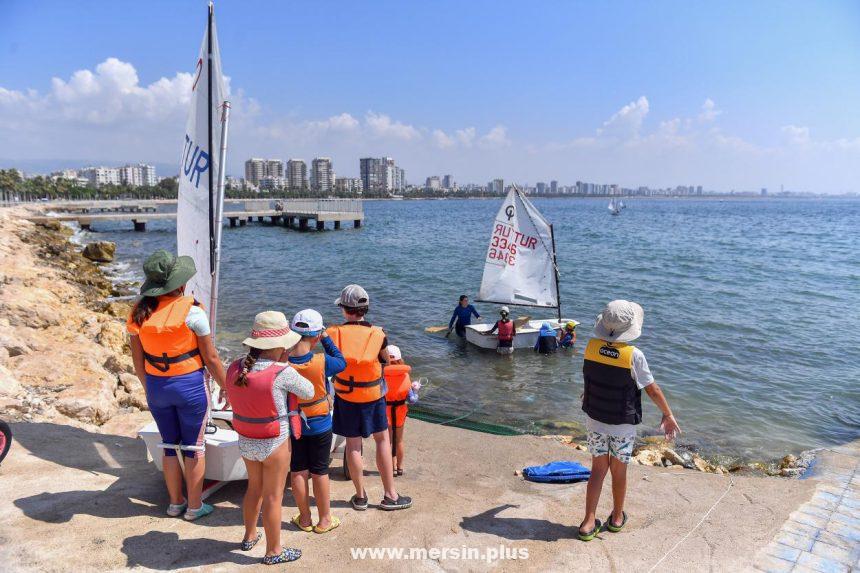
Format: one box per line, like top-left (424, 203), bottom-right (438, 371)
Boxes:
top-left (80, 166), bottom-right (121, 187)
top-left (550, 180), bottom-right (558, 194)
top-left (311, 157), bottom-right (334, 193)
top-left (287, 159), bottom-right (308, 190)
top-left (536, 182), bottom-right (547, 194)
top-left (335, 177), bottom-right (363, 194)
top-left (266, 159), bottom-right (284, 179)
top-left (398, 168), bottom-right (406, 191)
top-left (425, 176), bottom-right (441, 190)
top-left (245, 158), bottom-right (267, 185)
top-left (360, 158), bottom-right (381, 194)
top-left (442, 174), bottom-right (455, 189)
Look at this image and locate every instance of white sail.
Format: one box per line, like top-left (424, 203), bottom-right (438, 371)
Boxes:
top-left (177, 3), bottom-right (226, 313)
top-left (478, 188), bottom-right (558, 308)
top-left (608, 199), bottom-right (616, 211)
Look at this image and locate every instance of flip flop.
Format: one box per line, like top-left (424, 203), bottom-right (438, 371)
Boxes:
top-left (395, 469), bottom-right (404, 477)
top-left (291, 513), bottom-right (313, 532)
top-left (240, 532), bottom-right (262, 551)
top-left (313, 516), bottom-right (341, 534)
top-left (606, 511), bottom-right (627, 533)
top-left (578, 519), bottom-right (602, 542)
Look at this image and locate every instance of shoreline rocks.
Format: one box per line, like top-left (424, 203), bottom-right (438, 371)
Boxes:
top-left (0, 209), bottom-right (146, 431)
top-left (82, 241), bottom-right (116, 263)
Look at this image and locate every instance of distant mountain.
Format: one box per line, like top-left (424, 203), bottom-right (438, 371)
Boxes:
top-left (0, 158), bottom-right (178, 178)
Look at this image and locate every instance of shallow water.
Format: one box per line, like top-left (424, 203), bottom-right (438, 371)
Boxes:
top-left (87, 197), bottom-right (860, 461)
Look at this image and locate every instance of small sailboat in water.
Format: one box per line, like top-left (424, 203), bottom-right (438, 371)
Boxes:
top-left (465, 186), bottom-right (578, 349)
top-left (608, 198), bottom-right (621, 215)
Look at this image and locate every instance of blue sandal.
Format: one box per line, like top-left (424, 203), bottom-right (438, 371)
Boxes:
top-left (240, 532), bottom-right (262, 551)
top-left (262, 548), bottom-right (302, 564)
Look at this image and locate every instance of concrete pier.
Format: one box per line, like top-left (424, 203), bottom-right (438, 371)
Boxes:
top-left (25, 198), bottom-right (365, 233)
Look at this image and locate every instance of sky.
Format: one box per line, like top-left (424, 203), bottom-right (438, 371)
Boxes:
top-left (1, 0), bottom-right (859, 193)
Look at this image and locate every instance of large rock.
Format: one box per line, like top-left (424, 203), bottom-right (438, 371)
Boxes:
top-left (82, 241), bottom-right (116, 263)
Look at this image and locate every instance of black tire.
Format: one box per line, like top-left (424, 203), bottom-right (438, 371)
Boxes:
top-left (0, 419), bottom-right (11, 465)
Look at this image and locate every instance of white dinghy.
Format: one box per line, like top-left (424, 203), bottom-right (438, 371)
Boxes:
top-left (466, 187), bottom-right (577, 349)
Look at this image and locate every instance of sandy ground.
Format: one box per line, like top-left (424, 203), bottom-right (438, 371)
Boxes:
top-left (0, 416), bottom-right (815, 572)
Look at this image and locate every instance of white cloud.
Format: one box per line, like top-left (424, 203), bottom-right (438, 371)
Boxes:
top-left (596, 96), bottom-right (649, 139)
top-left (309, 112), bottom-right (360, 133)
top-left (478, 125), bottom-right (511, 148)
top-left (781, 124), bottom-right (810, 145)
top-left (698, 98), bottom-right (721, 122)
top-left (364, 112), bottom-right (422, 141)
top-left (432, 129), bottom-right (455, 149)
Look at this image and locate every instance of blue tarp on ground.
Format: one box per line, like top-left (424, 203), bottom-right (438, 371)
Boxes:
top-left (522, 460), bottom-right (591, 483)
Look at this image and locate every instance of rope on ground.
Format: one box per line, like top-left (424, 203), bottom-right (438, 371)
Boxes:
top-left (645, 473), bottom-right (735, 573)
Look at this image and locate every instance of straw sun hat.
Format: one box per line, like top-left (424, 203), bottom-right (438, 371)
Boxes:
top-left (242, 311), bottom-right (301, 350)
top-left (593, 300), bottom-right (644, 343)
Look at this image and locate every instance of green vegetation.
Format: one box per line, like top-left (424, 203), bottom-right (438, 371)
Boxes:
top-left (0, 169), bottom-right (178, 200)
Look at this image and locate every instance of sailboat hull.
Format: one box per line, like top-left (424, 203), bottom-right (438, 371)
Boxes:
top-left (464, 319), bottom-right (579, 350)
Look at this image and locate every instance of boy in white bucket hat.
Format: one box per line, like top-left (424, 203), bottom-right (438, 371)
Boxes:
top-left (577, 300), bottom-right (681, 541)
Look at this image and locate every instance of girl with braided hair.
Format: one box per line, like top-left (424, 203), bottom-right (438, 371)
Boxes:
top-left (224, 311), bottom-right (314, 564)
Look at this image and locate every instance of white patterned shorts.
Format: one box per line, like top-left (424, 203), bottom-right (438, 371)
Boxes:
top-left (586, 431), bottom-right (635, 464)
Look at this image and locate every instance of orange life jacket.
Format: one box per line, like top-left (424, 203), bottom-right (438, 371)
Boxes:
top-left (128, 295), bottom-right (204, 376)
top-left (225, 359), bottom-right (302, 439)
top-left (291, 354), bottom-right (330, 417)
top-left (326, 324), bottom-right (386, 403)
top-left (384, 364), bottom-right (412, 404)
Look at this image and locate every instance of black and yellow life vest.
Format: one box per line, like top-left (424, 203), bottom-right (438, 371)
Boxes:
top-left (581, 338), bottom-right (642, 425)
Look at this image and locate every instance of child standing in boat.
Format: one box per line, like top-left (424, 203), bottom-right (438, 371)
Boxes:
top-left (577, 300), bottom-right (681, 541)
top-left (383, 345), bottom-right (420, 476)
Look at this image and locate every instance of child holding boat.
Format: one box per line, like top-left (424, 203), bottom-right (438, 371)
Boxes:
top-left (127, 250), bottom-right (227, 522)
top-left (286, 309), bottom-right (347, 534)
top-left (577, 300), bottom-right (681, 541)
top-left (224, 311), bottom-right (314, 564)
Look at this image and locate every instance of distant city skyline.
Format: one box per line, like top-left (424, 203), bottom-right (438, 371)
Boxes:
top-left (1, 1), bottom-right (859, 193)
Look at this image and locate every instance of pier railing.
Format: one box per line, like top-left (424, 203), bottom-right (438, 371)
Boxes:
top-left (240, 198), bottom-right (363, 215)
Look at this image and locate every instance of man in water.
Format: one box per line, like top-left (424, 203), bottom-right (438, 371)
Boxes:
top-left (448, 295), bottom-right (480, 337)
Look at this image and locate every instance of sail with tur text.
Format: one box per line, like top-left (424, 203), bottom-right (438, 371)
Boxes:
top-left (176, 2), bottom-right (226, 315)
top-left (477, 187), bottom-right (559, 308)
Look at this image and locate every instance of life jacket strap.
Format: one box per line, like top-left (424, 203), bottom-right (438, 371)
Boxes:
top-left (333, 375), bottom-right (383, 394)
top-left (386, 399), bottom-right (407, 406)
top-left (233, 412), bottom-right (284, 424)
top-left (144, 348), bottom-right (201, 373)
top-left (299, 395), bottom-right (329, 409)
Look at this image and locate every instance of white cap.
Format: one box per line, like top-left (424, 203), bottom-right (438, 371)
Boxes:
top-left (500, 306), bottom-right (510, 314)
top-left (291, 309), bottom-right (325, 336)
top-left (386, 344), bottom-right (402, 361)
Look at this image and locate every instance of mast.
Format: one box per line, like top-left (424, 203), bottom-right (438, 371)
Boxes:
top-left (206, 2), bottom-right (215, 275)
top-left (210, 101), bottom-right (230, 334)
top-left (549, 223), bottom-right (562, 321)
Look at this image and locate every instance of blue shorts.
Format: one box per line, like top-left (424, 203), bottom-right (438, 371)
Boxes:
top-left (145, 369), bottom-right (209, 458)
top-left (332, 396), bottom-right (388, 438)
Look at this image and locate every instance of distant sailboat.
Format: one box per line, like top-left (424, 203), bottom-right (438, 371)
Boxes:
top-left (608, 198), bottom-right (621, 216)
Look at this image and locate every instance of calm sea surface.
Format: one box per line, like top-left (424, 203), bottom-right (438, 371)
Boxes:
top-left (85, 197), bottom-right (859, 461)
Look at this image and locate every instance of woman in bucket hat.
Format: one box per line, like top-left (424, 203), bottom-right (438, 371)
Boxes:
top-left (224, 311), bottom-right (314, 564)
top-left (577, 300), bottom-right (681, 541)
top-left (127, 250), bottom-right (227, 521)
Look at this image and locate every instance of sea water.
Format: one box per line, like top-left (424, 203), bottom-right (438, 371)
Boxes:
top-left (87, 197), bottom-right (860, 461)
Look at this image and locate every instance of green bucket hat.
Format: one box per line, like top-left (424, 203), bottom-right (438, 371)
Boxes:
top-left (139, 250), bottom-right (197, 297)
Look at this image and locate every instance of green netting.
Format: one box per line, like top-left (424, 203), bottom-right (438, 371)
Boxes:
top-left (407, 406), bottom-right (522, 436)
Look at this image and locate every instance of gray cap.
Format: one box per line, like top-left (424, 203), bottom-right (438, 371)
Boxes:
top-left (335, 284), bottom-right (370, 308)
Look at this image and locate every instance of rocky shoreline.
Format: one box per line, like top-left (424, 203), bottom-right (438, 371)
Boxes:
top-left (0, 207), bottom-right (819, 478)
top-left (0, 208), bottom-right (144, 431)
